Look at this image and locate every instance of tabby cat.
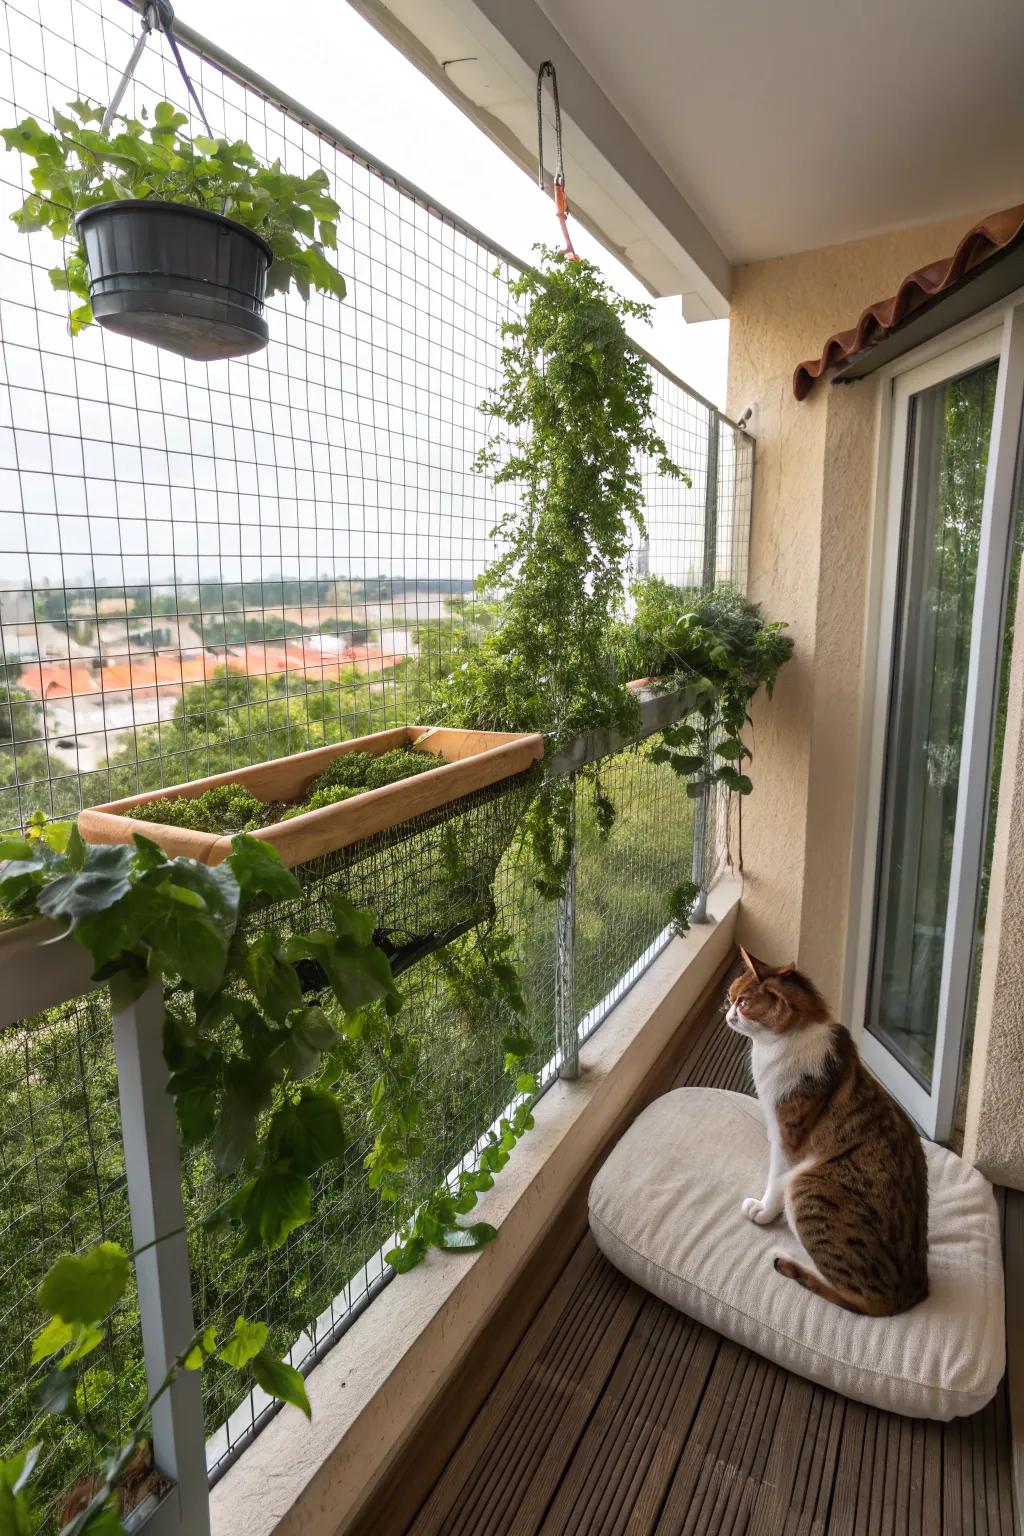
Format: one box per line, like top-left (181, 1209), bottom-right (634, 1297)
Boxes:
top-left (726, 948), bottom-right (929, 1316)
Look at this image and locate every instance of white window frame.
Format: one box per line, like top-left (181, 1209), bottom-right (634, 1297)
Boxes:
top-left (844, 299), bottom-right (1024, 1140)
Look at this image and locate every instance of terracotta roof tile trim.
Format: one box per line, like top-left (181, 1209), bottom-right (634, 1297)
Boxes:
top-left (793, 203), bottom-right (1024, 400)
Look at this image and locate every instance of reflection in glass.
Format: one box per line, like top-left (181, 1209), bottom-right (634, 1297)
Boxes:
top-left (868, 361), bottom-right (997, 1084)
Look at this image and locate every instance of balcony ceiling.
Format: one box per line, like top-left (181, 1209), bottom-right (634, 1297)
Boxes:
top-left (351, 0), bottom-right (1024, 313)
top-left (535, 0), bottom-right (1024, 263)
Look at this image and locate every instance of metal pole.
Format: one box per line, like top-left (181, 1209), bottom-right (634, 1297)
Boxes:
top-left (702, 410), bottom-right (720, 592)
top-left (555, 777), bottom-right (579, 1080)
top-left (690, 409), bottom-right (720, 923)
top-left (112, 982), bottom-right (211, 1535)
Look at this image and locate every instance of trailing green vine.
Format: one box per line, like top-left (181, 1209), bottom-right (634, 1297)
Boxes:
top-left (618, 580), bottom-right (794, 806)
top-left (0, 816), bottom-right (530, 1531)
top-left (431, 247), bottom-right (689, 893)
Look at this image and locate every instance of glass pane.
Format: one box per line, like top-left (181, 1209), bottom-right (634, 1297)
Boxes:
top-left (868, 359), bottom-right (998, 1085)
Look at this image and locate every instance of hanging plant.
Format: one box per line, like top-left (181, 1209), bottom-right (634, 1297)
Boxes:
top-left (619, 578), bottom-right (794, 801)
top-left (1, 98), bottom-right (346, 359)
top-left (432, 247), bottom-right (688, 890)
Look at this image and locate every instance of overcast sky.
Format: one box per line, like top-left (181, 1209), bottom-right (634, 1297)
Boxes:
top-left (0, 0), bottom-right (727, 594)
top-left (186, 0), bottom-right (729, 406)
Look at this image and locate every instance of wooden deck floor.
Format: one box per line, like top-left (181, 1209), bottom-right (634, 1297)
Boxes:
top-left (404, 1000), bottom-right (1019, 1536)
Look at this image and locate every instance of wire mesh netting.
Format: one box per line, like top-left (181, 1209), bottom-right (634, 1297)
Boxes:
top-left (0, 0), bottom-right (750, 838)
top-left (0, 989), bottom-right (148, 1525)
top-left (0, 0), bottom-right (753, 1511)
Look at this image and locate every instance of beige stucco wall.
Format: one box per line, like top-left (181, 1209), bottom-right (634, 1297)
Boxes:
top-left (725, 214), bottom-right (982, 1013)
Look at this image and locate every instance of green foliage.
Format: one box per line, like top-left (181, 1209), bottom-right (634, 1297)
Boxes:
top-left (0, 810), bottom-right (542, 1526)
top-left (430, 249), bottom-right (689, 893)
top-left (434, 249), bottom-right (686, 748)
top-left (126, 746), bottom-right (441, 834)
top-left (134, 784), bottom-right (269, 834)
top-left (626, 580), bottom-right (795, 802)
top-left (665, 879), bottom-right (700, 937)
top-left (1, 99), bottom-right (346, 335)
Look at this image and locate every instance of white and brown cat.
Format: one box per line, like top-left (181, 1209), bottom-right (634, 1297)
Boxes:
top-left (726, 948), bottom-right (928, 1316)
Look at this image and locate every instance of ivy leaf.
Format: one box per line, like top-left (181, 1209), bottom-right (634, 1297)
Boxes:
top-left (35, 1366), bottom-right (78, 1416)
top-left (0, 1444), bottom-right (39, 1536)
top-left (184, 1326), bottom-right (217, 1370)
top-left (229, 835), bottom-right (301, 903)
top-left (327, 893), bottom-right (376, 947)
top-left (217, 1316), bottom-right (268, 1369)
top-left (244, 933), bottom-right (304, 1023)
top-left (267, 1007), bottom-right (337, 1081)
top-left (31, 1316), bottom-right (75, 1364)
top-left (715, 739), bottom-right (750, 762)
top-left (438, 1223), bottom-right (498, 1251)
top-left (35, 845), bottom-right (134, 932)
top-left (251, 1348), bottom-right (311, 1419)
top-left (38, 1243), bottom-right (130, 1327)
top-left (213, 1059), bottom-right (274, 1176)
top-left (283, 931), bottom-right (397, 1015)
top-left (230, 1166), bottom-right (312, 1251)
top-left (266, 1088), bottom-right (347, 1174)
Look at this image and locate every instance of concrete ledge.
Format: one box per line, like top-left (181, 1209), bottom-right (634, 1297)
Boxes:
top-left (210, 875), bottom-right (741, 1536)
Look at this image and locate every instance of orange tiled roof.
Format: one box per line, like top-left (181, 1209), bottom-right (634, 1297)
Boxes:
top-left (18, 662), bottom-right (101, 698)
top-left (794, 202), bottom-right (1024, 400)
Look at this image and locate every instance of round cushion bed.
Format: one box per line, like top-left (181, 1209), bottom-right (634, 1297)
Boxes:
top-left (588, 1087), bottom-right (1004, 1420)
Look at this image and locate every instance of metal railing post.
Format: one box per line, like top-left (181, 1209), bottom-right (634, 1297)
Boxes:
top-left (555, 776), bottom-right (579, 1080)
top-left (690, 408), bottom-right (721, 925)
top-left (702, 410), bottom-right (721, 593)
top-left (112, 982), bottom-right (210, 1535)
top-left (690, 789), bottom-right (710, 924)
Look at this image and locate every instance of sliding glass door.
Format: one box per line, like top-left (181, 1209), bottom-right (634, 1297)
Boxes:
top-left (856, 312), bottom-right (1024, 1138)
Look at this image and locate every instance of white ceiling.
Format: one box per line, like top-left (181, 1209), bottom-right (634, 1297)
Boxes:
top-left (535, 0), bottom-right (1024, 263)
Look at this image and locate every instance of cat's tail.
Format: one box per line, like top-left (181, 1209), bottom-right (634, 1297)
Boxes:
top-left (772, 1255), bottom-right (900, 1317)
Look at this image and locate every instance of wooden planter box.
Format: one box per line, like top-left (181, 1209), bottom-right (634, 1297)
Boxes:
top-left (78, 726), bottom-right (544, 868)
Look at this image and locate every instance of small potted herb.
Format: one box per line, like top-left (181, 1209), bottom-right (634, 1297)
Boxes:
top-left (1, 100), bottom-right (347, 359)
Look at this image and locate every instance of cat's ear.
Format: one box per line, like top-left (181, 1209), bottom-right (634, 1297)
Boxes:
top-left (773, 962), bottom-right (798, 977)
top-left (739, 945), bottom-right (770, 981)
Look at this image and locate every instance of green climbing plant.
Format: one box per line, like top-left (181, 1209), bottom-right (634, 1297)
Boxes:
top-left (431, 247), bottom-right (689, 892)
top-left (0, 810), bottom-right (534, 1531)
top-left (617, 579), bottom-right (794, 805)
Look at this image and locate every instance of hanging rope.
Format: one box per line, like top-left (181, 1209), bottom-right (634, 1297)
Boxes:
top-left (536, 60), bottom-right (578, 259)
top-left (102, 0), bottom-right (213, 136)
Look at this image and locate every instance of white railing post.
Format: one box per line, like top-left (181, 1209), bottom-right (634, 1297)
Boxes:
top-left (112, 982), bottom-right (211, 1535)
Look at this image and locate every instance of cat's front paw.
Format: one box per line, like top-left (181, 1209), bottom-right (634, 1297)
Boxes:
top-left (741, 1196), bottom-right (778, 1226)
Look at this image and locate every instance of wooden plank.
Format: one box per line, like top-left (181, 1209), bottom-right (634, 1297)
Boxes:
top-left (922, 1418), bottom-right (944, 1536)
top-left (406, 1237), bottom-right (617, 1536)
top-left (537, 1297), bottom-right (703, 1536)
top-left (623, 1330), bottom-right (721, 1536)
top-left (828, 1399), bottom-right (868, 1536)
top-left (746, 1375), bottom-right (816, 1536)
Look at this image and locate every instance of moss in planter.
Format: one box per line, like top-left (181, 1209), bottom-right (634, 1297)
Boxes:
top-left (130, 747), bottom-right (440, 834)
top-left (136, 783), bottom-right (270, 834)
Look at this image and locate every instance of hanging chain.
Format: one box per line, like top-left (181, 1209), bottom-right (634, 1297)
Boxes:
top-left (536, 60), bottom-right (578, 259)
top-left (102, 0), bottom-right (213, 137)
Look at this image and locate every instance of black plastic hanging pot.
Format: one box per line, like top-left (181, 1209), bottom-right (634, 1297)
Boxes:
top-left (75, 200), bottom-right (274, 362)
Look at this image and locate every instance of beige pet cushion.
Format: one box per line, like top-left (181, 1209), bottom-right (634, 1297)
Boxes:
top-left (589, 1087), bottom-right (1004, 1420)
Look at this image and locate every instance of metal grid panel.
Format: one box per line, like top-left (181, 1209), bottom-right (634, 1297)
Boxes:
top-left (0, 0), bottom-right (750, 839)
top-left (0, 0), bottom-right (753, 1502)
top-left (0, 989), bottom-right (146, 1523)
